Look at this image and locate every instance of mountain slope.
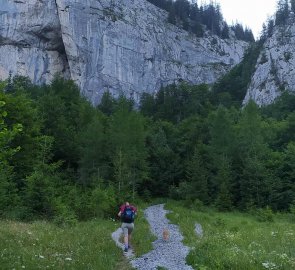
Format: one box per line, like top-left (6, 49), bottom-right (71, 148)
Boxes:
top-left (244, 14), bottom-right (295, 105)
top-left (0, 0), bottom-right (248, 104)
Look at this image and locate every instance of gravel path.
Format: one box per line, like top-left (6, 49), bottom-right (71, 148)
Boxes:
top-left (112, 204), bottom-right (193, 270)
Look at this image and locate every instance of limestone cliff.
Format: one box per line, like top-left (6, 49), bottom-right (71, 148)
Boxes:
top-left (0, 0), bottom-right (248, 104)
top-left (244, 14), bottom-right (295, 106)
top-left (0, 0), bottom-right (70, 84)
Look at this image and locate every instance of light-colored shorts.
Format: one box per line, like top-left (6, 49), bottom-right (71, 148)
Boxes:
top-left (121, 222), bottom-right (134, 236)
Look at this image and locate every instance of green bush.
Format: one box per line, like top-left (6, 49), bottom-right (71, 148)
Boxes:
top-left (289, 203), bottom-right (295, 222)
top-left (254, 206), bottom-right (274, 222)
top-left (90, 186), bottom-right (117, 218)
top-left (53, 198), bottom-right (77, 227)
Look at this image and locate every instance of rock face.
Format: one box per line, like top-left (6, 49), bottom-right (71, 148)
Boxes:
top-left (244, 15), bottom-right (295, 106)
top-left (0, 0), bottom-right (70, 84)
top-left (0, 0), bottom-right (247, 104)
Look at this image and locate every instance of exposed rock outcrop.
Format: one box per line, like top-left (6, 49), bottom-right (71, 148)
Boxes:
top-left (244, 14), bottom-right (295, 106)
top-left (0, 0), bottom-right (248, 104)
top-left (0, 0), bottom-right (70, 84)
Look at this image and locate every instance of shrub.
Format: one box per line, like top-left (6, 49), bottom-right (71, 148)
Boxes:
top-left (289, 203), bottom-right (295, 223)
top-left (90, 186), bottom-right (117, 218)
top-left (53, 198), bottom-right (77, 227)
top-left (255, 206), bottom-right (274, 222)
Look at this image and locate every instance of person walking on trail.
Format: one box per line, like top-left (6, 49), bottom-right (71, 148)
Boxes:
top-left (118, 201), bottom-right (137, 252)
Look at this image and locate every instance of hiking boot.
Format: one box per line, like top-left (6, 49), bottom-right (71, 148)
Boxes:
top-left (124, 247), bottom-right (128, 252)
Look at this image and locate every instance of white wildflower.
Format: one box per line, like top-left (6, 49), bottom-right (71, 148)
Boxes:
top-left (39, 255), bottom-right (45, 259)
top-left (65, 257), bottom-right (72, 261)
top-left (262, 262), bottom-right (277, 269)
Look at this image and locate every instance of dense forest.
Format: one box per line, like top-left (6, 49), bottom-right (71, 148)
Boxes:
top-left (1, 0), bottom-right (295, 225)
top-left (147, 0), bottom-right (254, 42)
top-left (0, 72), bottom-right (295, 224)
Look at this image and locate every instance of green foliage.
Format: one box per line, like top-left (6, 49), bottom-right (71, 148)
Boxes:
top-left (0, 93), bottom-right (22, 217)
top-left (254, 206), bottom-right (275, 222)
top-left (90, 186), bottom-right (117, 218)
top-left (78, 111), bottom-right (110, 186)
top-left (0, 220), bottom-right (134, 270)
top-left (53, 197), bottom-right (78, 227)
top-left (110, 98), bottom-right (148, 198)
top-left (167, 202), bottom-right (295, 270)
top-left (290, 203), bottom-right (295, 222)
top-left (37, 77), bottom-right (93, 168)
top-left (185, 147), bottom-right (209, 204)
top-left (212, 43), bottom-right (262, 106)
top-left (140, 83), bottom-right (212, 123)
top-left (1, 72), bottom-right (295, 220)
top-left (146, 121), bottom-right (181, 196)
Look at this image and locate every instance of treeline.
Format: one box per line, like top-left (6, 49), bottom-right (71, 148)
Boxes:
top-left (261, 0), bottom-right (295, 40)
top-left (147, 0), bottom-right (254, 42)
top-left (0, 76), bottom-right (295, 224)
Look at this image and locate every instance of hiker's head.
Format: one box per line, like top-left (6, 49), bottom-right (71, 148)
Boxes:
top-left (125, 202), bottom-right (130, 206)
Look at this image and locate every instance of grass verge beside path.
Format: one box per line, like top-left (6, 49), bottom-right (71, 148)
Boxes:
top-left (0, 219), bottom-right (132, 270)
top-left (166, 201), bottom-right (295, 270)
top-left (0, 202), bottom-right (155, 270)
top-left (132, 202), bottom-right (157, 257)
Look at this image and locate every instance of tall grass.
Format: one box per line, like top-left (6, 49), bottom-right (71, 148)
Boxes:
top-left (166, 201), bottom-right (295, 270)
top-left (131, 202), bottom-right (157, 256)
top-left (0, 203), bottom-right (155, 270)
top-left (0, 219), bottom-right (132, 270)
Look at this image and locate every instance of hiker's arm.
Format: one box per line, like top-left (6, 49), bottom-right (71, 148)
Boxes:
top-left (118, 211), bottom-right (122, 217)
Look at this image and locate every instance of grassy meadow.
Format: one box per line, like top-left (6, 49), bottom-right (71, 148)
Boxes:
top-left (166, 201), bottom-right (295, 270)
top-left (1, 201), bottom-right (295, 270)
top-left (0, 205), bottom-right (154, 270)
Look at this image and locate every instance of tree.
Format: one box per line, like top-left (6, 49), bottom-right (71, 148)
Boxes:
top-left (78, 111), bottom-right (110, 186)
top-left (185, 146), bottom-right (209, 203)
top-left (97, 91), bottom-right (117, 116)
top-left (221, 23), bottom-right (229, 39)
top-left (236, 101), bottom-right (271, 209)
top-left (215, 157), bottom-right (233, 211)
top-left (146, 121), bottom-right (181, 196)
top-left (212, 43), bottom-right (262, 106)
top-left (38, 78), bottom-right (93, 169)
top-left (274, 142), bottom-right (295, 210)
top-left (3, 88), bottom-right (43, 186)
top-left (109, 98), bottom-right (148, 198)
top-left (25, 136), bottom-right (63, 218)
top-left (0, 91), bottom-right (22, 216)
top-left (275, 0), bottom-right (289, 25)
top-left (208, 106), bottom-right (236, 204)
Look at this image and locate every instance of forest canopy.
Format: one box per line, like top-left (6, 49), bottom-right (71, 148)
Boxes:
top-left (147, 0), bottom-right (254, 42)
top-left (0, 75), bottom-right (294, 224)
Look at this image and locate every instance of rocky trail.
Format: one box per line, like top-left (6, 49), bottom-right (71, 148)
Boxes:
top-left (112, 204), bottom-right (194, 270)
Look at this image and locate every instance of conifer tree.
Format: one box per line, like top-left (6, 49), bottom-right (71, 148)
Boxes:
top-left (110, 98), bottom-right (148, 198)
top-left (0, 96), bottom-right (22, 216)
top-left (185, 146), bottom-right (209, 204)
top-left (237, 101), bottom-right (270, 208)
top-left (215, 157), bottom-right (233, 211)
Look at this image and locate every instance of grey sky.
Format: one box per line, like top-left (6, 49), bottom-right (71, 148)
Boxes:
top-left (200, 0), bottom-right (278, 39)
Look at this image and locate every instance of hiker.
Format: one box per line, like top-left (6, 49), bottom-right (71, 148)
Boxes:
top-left (118, 201), bottom-right (137, 252)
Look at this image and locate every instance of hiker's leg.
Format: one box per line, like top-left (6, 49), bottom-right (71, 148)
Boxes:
top-left (121, 223), bottom-right (129, 250)
top-left (127, 223), bottom-right (134, 248)
top-left (124, 235), bottom-right (128, 247)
